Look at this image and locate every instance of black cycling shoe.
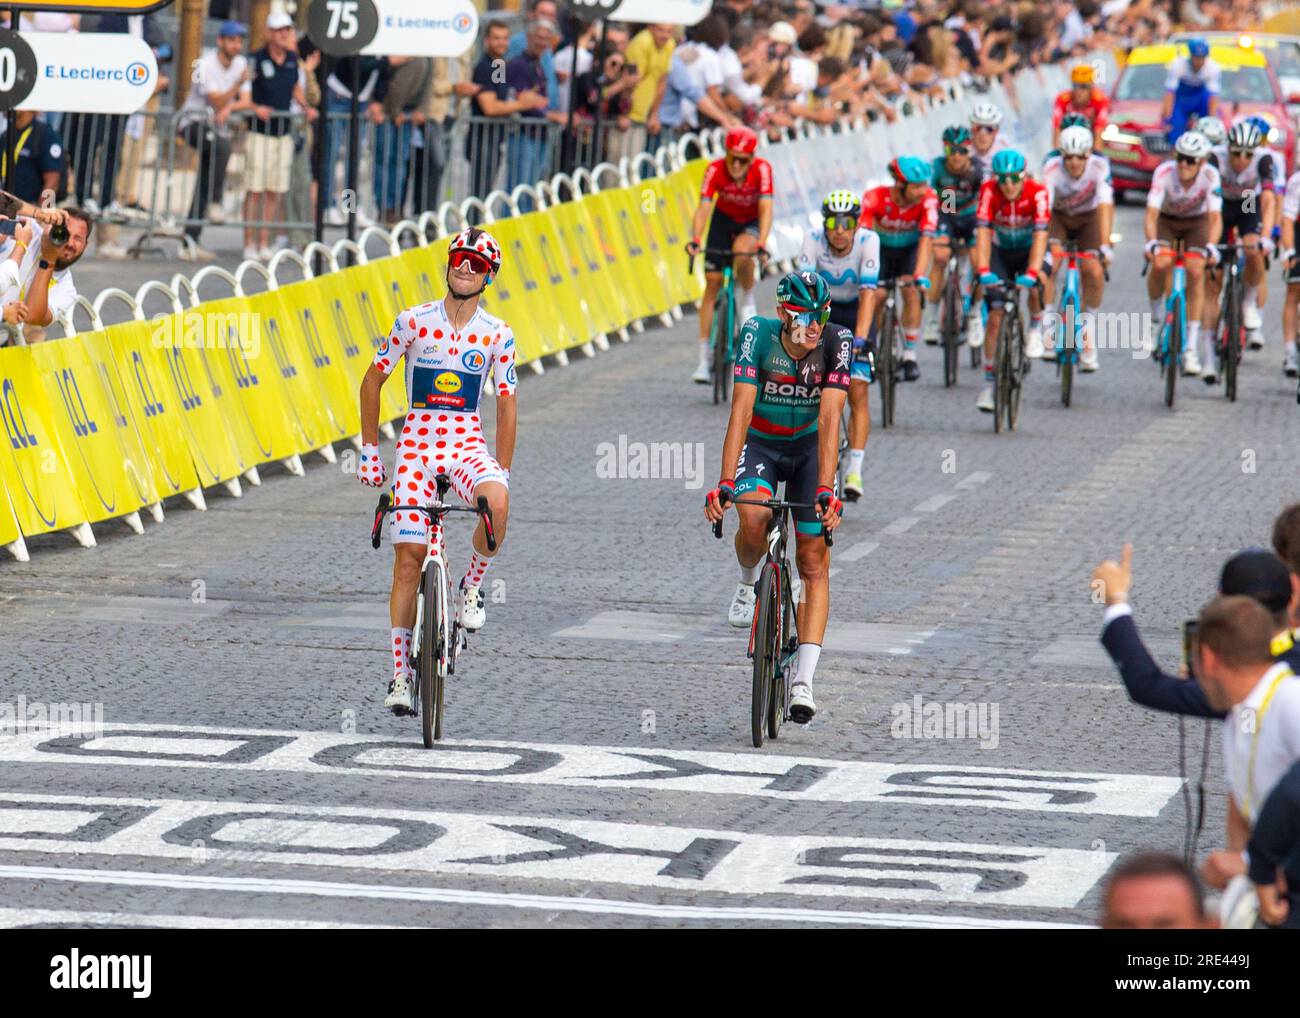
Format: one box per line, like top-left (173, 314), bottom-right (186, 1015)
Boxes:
top-left (902, 360), bottom-right (921, 382)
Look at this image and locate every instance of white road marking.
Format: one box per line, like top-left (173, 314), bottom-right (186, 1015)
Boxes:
top-left (838, 541), bottom-right (879, 562)
top-left (880, 517), bottom-right (920, 535)
top-left (913, 493), bottom-right (957, 513)
top-left (0, 794), bottom-right (1115, 908)
top-left (955, 471), bottom-right (992, 489)
top-left (1032, 635), bottom-right (1181, 670)
top-left (0, 867), bottom-right (1093, 928)
top-left (0, 906), bottom-right (394, 929)
top-left (0, 723), bottom-right (1184, 816)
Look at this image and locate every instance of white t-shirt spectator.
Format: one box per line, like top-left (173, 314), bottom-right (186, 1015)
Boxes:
top-left (788, 55), bottom-right (818, 103)
top-left (718, 44), bottom-right (761, 107)
top-left (1222, 663), bottom-right (1300, 825)
top-left (554, 44), bottom-right (594, 114)
top-left (178, 48), bottom-right (249, 134)
top-left (676, 42), bottom-right (723, 129)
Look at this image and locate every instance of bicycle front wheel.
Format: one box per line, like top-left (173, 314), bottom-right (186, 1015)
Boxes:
top-left (942, 278), bottom-right (960, 387)
top-left (835, 404), bottom-right (850, 500)
top-left (1059, 299), bottom-right (1075, 408)
top-left (878, 310), bottom-right (897, 428)
top-left (1165, 303), bottom-right (1181, 409)
top-left (1005, 310), bottom-right (1025, 431)
top-left (419, 567), bottom-right (441, 747)
top-left (751, 564), bottom-right (779, 748)
top-left (711, 285), bottom-right (732, 405)
top-left (1223, 274), bottom-right (1240, 403)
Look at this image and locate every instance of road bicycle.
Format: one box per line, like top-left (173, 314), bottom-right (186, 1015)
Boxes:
top-left (875, 276), bottom-right (916, 428)
top-left (1050, 239), bottom-right (1097, 408)
top-left (937, 238), bottom-right (973, 388)
top-left (689, 247), bottom-right (763, 405)
top-left (1143, 237), bottom-right (1188, 409)
top-left (1207, 237), bottom-right (1250, 403)
top-left (370, 475), bottom-right (496, 747)
top-left (713, 493), bottom-right (832, 748)
top-left (988, 277), bottom-right (1032, 433)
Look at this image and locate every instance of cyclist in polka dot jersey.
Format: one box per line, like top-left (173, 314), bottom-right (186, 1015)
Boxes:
top-left (358, 227), bottom-right (517, 712)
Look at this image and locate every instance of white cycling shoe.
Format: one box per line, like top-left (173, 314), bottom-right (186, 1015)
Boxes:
top-left (1080, 346), bottom-right (1099, 372)
top-left (692, 354), bottom-right (711, 384)
top-left (385, 673), bottom-right (413, 712)
top-left (1243, 302), bottom-right (1263, 332)
top-left (1285, 343), bottom-right (1299, 378)
top-left (966, 313), bottom-right (984, 349)
top-left (1024, 327), bottom-right (1045, 359)
top-left (1182, 348), bottom-right (1202, 376)
top-left (976, 385), bottom-right (995, 413)
top-left (459, 584), bottom-right (486, 631)
top-left (728, 583), bottom-right (756, 628)
top-left (790, 683), bottom-right (816, 724)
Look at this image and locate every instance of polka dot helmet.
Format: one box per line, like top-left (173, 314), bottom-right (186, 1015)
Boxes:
top-left (448, 227), bottom-right (502, 276)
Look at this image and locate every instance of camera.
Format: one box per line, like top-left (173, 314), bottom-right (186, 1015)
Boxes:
top-left (1182, 619), bottom-right (1198, 678)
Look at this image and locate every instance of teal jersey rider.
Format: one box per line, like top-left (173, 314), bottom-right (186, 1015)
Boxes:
top-left (733, 314), bottom-right (853, 442)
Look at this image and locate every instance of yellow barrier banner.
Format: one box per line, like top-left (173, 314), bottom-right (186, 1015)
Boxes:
top-left (572, 193), bottom-right (641, 326)
top-left (242, 290), bottom-right (336, 454)
top-left (636, 175), bottom-right (692, 307)
top-left (0, 345), bottom-right (89, 537)
top-left (659, 167), bottom-right (706, 302)
top-left (530, 204), bottom-right (602, 349)
top-left (581, 190), bottom-right (658, 322)
top-left (330, 262), bottom-right (411, 422)
top-left (493, 215), bottom-right (569, 357)
top-left (103, 321), bottom-right (203, 499)
top-left (604, 184), bottom-right (677, 315)
top-left (547, 199), bottom-right (622, 337)
top-left (138, 312), bottom-right (249, 487)
top-left (27, 337), bottom-right (153, 524)
top-left (266, 278), bottom-right (361, 441)
top-left (0, 484), bottom-right (20, 548)
top-left (74, 328), bottom-right (161, 508)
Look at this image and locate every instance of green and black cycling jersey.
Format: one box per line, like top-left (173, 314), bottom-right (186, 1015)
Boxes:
top-left (733, 315), bottom-right (852, 441)
top-left (931, 154), bottom-right (982, 221)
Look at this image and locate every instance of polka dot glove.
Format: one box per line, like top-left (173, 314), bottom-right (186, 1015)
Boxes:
top-left (358, 443), bottom-right (387, 488)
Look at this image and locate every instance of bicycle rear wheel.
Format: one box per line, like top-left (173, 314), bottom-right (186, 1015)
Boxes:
top-left (1223, 273), bottom-right (1240, 403)
top-left (711, 286), bottom-right (732, 405)
top-left (1059, 299), bottom-right (1075, 408)
top-left (419, 567), bottom-right (441, 747)
top-left (941, 278), bottom-right (960, 388)
top-left (993, 312), bottom-right (1009, 434)
top-left (751, 563), bottom-right (779, 748)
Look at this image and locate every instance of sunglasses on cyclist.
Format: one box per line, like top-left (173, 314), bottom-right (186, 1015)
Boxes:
top-left (825, 214), bottom-right (857, 231)
top-left (449, 250), bottom-right (492, 274)
top-left (945, 144), bottom-right (971, 156)
top-left (1176, 154), bottom-right (1201, 166)
top-left (782, 303), bottom-right (830, 327)
top-left (995, 172), bottom-right (1025, 184)
top-left (973, 124), bottom-right (996, 133)
top-left (1062, 153), bottom-right (1088, 162)
top-left (1228, 147), bottom-right (1252, 158)
top-left (726, 152), bottom-right (753, 164)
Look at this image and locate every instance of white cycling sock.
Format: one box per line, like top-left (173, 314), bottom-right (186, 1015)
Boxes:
top-left (737, 284), bottom-right (755, 312)
top-left (463, 551), bottom-right (492, 590)
top-left (848, 449), bottom-right (865, 475)
top-left (698, 338), bottom-right (710, 361)
top-left (1187, 320), bottom-right (1200, 354)
top-left (1150, 296), bottom-right (1164, 324)
top-left (391, 626), bottom-right (412, 680)
top-left (739, 559), bottom-right (761, 585)
top-left (1244, 284), bottom-right (1259, 310)
top-left (1080, 308), bottom-right (1097, 350)
top-left (794, 643), bottom-right (821, 688)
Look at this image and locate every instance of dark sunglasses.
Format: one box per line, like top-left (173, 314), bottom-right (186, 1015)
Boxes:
top-left (449, 250), bottom-right (492, 274)
top-left (1176, 154), bottom-right (1201, 166)
top-left (1228, 147), bottom-right (1252, 158)
top-left (726, 153), bottom-right (753, 163)
top-left (945, 144), bottom-right (971, 156)
top-left (1062, 153), bottom-right (1089, 161)
top-left (996, 172), bottom-right (1025, 184)
top-left (825, 214), bottom-right (857, 231)
top-left (973, 124), bottom-right (996, 133)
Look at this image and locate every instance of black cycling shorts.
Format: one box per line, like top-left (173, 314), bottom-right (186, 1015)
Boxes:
top-left (734, 433), bottom-right (824, 536)
top-left (937, 215), bottom-right (976, 247)
top-left (878, 243), bottom-right (919, 284)
top-left (705, 211), bottom-right (760, 273)
top-left (982, 245), bottom-right (1031, 307)
top-left (828, 298), bottom-right (859, 332)
top-left (1222, 198), bottom-right (1261, 240)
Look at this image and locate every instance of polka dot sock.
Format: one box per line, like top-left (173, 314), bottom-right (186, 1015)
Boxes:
top-left (391, 626), bottom-right (412, 681)
top-left (462, 551), bottom-right (493, 591)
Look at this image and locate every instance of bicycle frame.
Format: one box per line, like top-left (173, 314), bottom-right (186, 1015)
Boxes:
top-left (1055, 247), bottom-right (1083, 364)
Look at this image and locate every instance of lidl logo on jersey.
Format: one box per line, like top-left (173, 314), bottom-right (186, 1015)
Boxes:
top-left (412, 367), bottom-right (481, 412)
top-left (461, 349), bottom-right (485, 372)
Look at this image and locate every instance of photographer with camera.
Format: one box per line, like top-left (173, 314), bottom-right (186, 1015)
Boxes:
top-left (0, 195), bottom-right (90, 344)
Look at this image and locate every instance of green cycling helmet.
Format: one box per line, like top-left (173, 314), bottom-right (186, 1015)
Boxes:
top-left (942, 125), bottom-right (972, 148)
top-left (1059, 111), bottom-right (1091, 131)
top-left (991, 149), bottom-right (1027, 177)
top-left (777, 270), bottom-right (831, 313)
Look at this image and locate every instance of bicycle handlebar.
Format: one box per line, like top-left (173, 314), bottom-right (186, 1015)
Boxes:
top-left (687, 246), bottom-right (767, 274)
top-left (369, 482), bottom-right (497, 552)
top-left (710, 492), bottom-right (834, 547)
